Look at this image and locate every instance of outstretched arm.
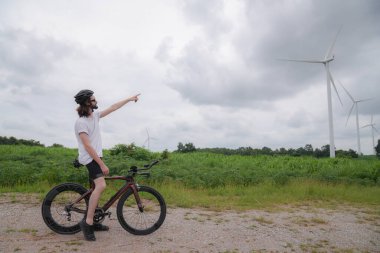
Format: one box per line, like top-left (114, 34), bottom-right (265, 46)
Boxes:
top-left (100, 94), bottom-right (140, 118)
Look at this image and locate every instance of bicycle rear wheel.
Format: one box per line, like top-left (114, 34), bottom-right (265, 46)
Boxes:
top-left (41, 183), bottom-right (89, 234)
top-left (117, 185), bottom-right (166, 235)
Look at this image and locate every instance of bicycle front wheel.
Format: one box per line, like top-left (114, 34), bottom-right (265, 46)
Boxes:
top-left (117, 185), bottom-right (166, 235)
top-left (41, 183), bottom-right (89, 234)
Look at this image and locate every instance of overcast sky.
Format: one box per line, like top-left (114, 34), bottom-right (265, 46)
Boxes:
top-left (1, 0), bottom-right (379, 154)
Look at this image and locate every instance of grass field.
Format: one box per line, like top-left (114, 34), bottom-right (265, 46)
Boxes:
top-left (1, 145), bottom-right (379, 209)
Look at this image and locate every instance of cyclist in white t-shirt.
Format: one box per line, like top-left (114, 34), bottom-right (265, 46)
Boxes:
top-left (74, 89), bottom-right (140, 241)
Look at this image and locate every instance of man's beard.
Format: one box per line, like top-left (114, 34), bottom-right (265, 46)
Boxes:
top-left (91, 105), bottom-right (98, 111)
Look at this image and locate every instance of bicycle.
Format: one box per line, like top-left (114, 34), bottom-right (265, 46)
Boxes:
top-left (41, 160), bottom-right (166, 235)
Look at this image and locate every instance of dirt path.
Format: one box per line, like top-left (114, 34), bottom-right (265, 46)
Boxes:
top-left (0, 194), bottom-right (379, 253)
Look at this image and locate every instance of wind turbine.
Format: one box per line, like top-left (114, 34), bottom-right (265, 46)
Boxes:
top-left (143, 128), bottom-right (157, 150)
top-left (279, 27), bottom-right (343, 158)
top-left (340, 81), bottom-right (372, 156)
top-left (361, 115), bottom-right (379, 155)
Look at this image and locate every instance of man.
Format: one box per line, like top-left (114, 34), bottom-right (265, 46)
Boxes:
top-left (74, 89), bottom-right (140, 241)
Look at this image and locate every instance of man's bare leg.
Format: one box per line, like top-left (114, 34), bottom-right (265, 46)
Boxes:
top-left (86, 177), bottom-right (106, 225)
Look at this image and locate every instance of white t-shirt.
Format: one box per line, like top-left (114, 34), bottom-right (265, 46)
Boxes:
top-left (74, 111), bottom-right (103, 165)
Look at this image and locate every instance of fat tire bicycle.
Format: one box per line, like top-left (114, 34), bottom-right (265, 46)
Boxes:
top-left (41, 160), bottom-right (166, 235)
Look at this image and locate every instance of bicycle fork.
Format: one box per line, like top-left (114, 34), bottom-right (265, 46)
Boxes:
top-left (131, 184), bottom-right (144, 212)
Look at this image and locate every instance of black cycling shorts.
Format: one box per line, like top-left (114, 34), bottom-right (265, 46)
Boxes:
top-left (85, 159), bottom-right (104, 180)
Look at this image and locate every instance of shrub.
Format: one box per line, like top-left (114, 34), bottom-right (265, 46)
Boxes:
top-left (50, 143), bottom-right (64, 148)
top-left (110, 143), bottom-right (154, 161)
top-left (161, 149), bottom-right (170, 160)
top-left (177, 142), bottom-right (196, 153)
top-left (110, 144), bottom-right (130, 156)
top-left (273, 172), bottom-right (290, 186)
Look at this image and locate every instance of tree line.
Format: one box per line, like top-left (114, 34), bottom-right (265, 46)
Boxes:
top-left (0, 136), bottom-right (45, 147)
top-left (2, 136), bottom-right (379, 158)
top-left (176, 142), bottom-right (377, 158)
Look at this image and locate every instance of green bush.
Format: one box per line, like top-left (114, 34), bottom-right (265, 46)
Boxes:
top-left (109, 144), bottom-right (130, 156)
top-left (110, 143), bottom-right (156, 161)
top-left (273, 172), bottom-right (290, 186)
top-left (161, 149), bottom-right (170, 160)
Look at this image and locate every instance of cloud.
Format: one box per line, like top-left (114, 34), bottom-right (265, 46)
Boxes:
top-left (0, 1), bottom-right (379, 154)
top-left (164, 0), bottom-right (380, 113)
top-left (0, 29), bottom-right (73, 95)
top-left (0, 27), bottom-right (167, 146)
top-left (155, 37), bottom-right (174, 63)
top-left (181, 0), bottom-right (232, 39)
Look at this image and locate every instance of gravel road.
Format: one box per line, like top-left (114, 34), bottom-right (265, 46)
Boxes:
top-left (0, 193), bottom-right (379, 253)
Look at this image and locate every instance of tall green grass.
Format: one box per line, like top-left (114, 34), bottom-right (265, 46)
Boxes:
top-left (151, 152), bottom-right (380, 187)
top-left (1, 145), bottom-right (380, 187)
top-left (1, 145), bottom-right (380, 209)
top-left (0, 145), bottom-right (88, 186)
top-left (154, 180), bottom-right (380, 210)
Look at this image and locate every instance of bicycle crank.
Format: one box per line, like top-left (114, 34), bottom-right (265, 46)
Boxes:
top-left (93, 208), bottom-right (112, 223)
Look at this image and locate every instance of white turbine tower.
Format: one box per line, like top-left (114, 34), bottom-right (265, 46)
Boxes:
top-left (340, 82), bottom-right (372, 156)
top-left (143, 128), bottom-right (157, 150)
top-left (279, 28), bottom-right (343, 158)
top-left (362, 115), bottom-right (379, 155)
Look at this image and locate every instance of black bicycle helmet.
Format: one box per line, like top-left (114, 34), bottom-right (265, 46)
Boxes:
top-left (74, 89), bottom-right (94, 105)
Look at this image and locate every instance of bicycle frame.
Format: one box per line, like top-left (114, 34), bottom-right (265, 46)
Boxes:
top-left (69, 175), bottom-right (141, 213)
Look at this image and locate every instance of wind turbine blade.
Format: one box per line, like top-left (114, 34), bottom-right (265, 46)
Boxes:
top-left (277, 58), bottom-right (323, 63)
top-left (357, 98), bottom-right (374, 103)
top-left (361, 124), bottom-right (371, 128)
top-left (338, 81), bottom-right (354, 102)
top-left (328, 69), bottom-right (343, 106)
top-left (325, 26), bottom-right (343, 60)
top-left (346, 103), bottom-right (355, 126)
top-left (374, 126), bottom-right (380, 134)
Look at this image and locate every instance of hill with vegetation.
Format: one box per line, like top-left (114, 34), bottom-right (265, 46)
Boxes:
top-left (1, 141), bottom-right (379, 188)
top-left (1, 137), bottom-right (380, 208)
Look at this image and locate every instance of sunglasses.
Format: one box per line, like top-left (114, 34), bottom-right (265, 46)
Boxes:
top-left (90, 99), bottom-right (97, 102)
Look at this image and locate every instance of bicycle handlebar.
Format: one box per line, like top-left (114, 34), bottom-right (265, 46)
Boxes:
top-left (127, 160), bottom-right (160, 177)
top-left (144, 160), bottom-right (159, 168)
